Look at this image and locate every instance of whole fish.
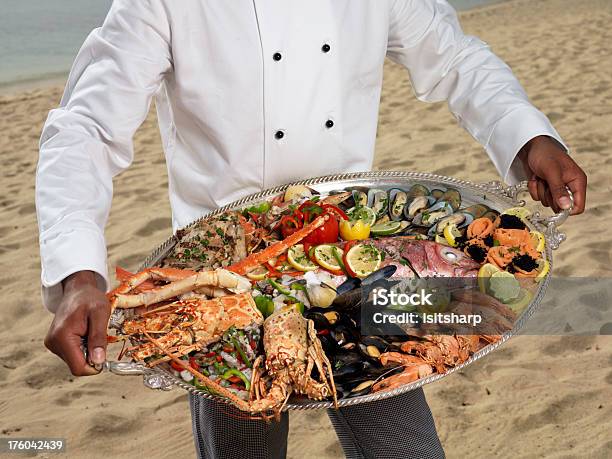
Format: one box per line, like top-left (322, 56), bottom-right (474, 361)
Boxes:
top-left (369, 238), bottom-right (479, 278)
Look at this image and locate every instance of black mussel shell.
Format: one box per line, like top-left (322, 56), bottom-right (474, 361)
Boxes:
top-left (361, 265), bottom-right (397, 286)
top-left (332, 289), bottom-right (363, 313)
top-left (333, 361), bottom-right (366, 380)
top-left (317, 333), bottom-right (339, 354)
top-left (335, 277), bottom-right (361, 296)
top-left (331, 350), bottom-right (363, 368)
top-left (304, 311), bottom-right (332, 330)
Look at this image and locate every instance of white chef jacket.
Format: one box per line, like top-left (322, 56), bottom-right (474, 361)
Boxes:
top-left (36, 0), bottom-right (566, 312)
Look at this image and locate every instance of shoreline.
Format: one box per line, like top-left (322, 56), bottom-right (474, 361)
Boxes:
top-left (0, 0), bottom-right (512, 97)
top-left (0, 72), bottom-right (68, 96)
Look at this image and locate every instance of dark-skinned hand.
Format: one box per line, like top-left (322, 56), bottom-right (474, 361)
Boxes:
top-left (44, 271), bottom-right (110, 376)
top-left (518, 135), bottom-right (586, 215)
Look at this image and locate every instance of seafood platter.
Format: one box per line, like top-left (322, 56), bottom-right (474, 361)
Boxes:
top-left (104, 171), bottom-right (572, 415)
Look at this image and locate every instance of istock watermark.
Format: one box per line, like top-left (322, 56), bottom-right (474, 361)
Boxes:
top-left (359, 277), bottom-right (612, 336)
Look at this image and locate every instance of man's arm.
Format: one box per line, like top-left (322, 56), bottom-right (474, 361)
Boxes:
top-left (387, 0), bottom-right (586, 213)
top-left (36, 0), bottom-right (172, 374)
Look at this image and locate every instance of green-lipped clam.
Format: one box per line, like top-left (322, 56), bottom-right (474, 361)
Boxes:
top-left (412, 201), bottom-right (454, 227)
top-left (388, 189), bottom-right (408, 221)
top-left (368, 189), bottom-right (389, 219)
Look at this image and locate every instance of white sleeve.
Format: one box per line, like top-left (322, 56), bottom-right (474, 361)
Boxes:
top-left (36, 0), bottom-right (172, 312)
top-left (387, 0), bottom-right (567, 184)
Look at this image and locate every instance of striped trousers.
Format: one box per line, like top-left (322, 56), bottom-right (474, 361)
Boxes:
top-left (189, 389), bottom-right (445, 459)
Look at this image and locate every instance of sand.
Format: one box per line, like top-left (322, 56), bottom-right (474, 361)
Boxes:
top-left (1, 0), bottom-right (610, 457)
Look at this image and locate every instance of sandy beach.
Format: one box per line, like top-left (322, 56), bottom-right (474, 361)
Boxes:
top-left (1, 0), bottom-right (610, 457)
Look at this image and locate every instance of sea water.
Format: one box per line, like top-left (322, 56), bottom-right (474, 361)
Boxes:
top-left (0, 0), bottom-right (504, 87)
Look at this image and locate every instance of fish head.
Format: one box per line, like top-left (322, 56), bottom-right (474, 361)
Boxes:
top-left (399, 239), bottom-right (479, 278)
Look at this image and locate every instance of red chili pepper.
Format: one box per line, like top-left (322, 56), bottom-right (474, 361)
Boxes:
top-left (265, 261), bottom-right (282, 277)
top-left (322, 204), bottom-right (348, 221)
top-left (318, 329), bottom-right (330, 336)
top-left (342, 240), bottom-right (359, 278)
top-left (205, 351), bottom-right (216, 358)
top-left (189, 357), bottom-right (200, 370)
top-left (216, 355), bottom-right (223, 362)
top-left (170, 360), bottom-right (185, 372)
top-left (280, 215), bottom-right (302, 238)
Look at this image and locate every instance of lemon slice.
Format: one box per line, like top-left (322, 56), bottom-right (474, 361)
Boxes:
top-left (314, 245), bottom-right (343, 271)
top-left (502, 206), bottom-right (532, 222)
top-left (370, 221), bottom-right (402, 236)
top-left (530, 230), bottom-right (545, 252)
top-left (505, 288), bottom-right (533, 313)
top-left (246, 266), bottom-right (268, 280)
top-left (443, 223), bottom-right (462, 247)
top-left (288, 244), bottom-right (318, 272)
top-left (535, 259), bottom-right (550, 283)
top-left (478, 263), bottom-right (501, 294)
top-left (345, 244), bottom-right (382, 278)
top-left (489, 271), bottom-right (521, 303)
top-left (347, 206), bottom-right (377, 226)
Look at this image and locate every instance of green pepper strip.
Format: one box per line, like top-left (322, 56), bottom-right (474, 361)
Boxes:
top-left (231, 336), bottom-right (252, 368)
top-left (254, 295), bottom-right (274, 317)
top-left (290, 282), bottom-right (307, 292)
top-left (332, 246), bottom-right (349, 276)
top-left (268, 278), bottom-right (292, 296)
top-left (222, 369), bottom-right (251, 391)
top-left (213, 361), bottom-right (227, 375)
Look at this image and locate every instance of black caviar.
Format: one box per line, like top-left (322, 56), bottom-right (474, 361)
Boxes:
top-left (466, 244), bottom-right (487, 263)
top-left (512, 254), bottom-right (538, 272)
top-left (498, 214), bottom-right (527, 230)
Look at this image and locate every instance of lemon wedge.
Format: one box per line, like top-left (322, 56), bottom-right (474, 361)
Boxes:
top-left (530, 230), bottom-right (546, 252)
top-left (535, 259), bottom-right (550, 282)
top-left (443, 223), bottom-right (462, 247)
top-left (502, 206), bottom-right (532, 223)
top-left (339, 219), bottom-right (371, 241)
top-left (478, 263), bottom-right (501, 294)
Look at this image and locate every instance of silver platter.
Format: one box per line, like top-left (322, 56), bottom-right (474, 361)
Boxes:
top-left (105, 171), bottom-right (571, 410)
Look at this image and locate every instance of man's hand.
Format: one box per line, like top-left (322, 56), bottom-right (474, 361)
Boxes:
top-left (44, 271), bottom-right (110, 376)
top-left (518, 136), bottom-right (587, 215)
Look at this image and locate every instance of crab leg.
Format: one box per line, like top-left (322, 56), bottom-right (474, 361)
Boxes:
top-left (143, 332), bottom-right (251, 411)
top-left (112, 269), bottom-right (251, 309)
top-left (228, 214), bottom-right (329, 275)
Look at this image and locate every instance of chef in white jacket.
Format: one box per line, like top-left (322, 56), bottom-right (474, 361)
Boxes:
top-left (37, 1), bottom-right (586, 458)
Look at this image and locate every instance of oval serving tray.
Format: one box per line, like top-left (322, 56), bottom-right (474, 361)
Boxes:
top-left (105, 171), bottom-right (572, 410)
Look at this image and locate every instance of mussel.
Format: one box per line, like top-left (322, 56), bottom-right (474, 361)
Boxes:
top-left (367, 189), bottom-right (389, 219)
top-left (388, 189), bottom-right (408, 221)
top-left (358, 336), bottom-right (391, 360)
top-left (440, 187), bottom-right (461, 211)
top-left (429, 211), bottom-right (474, 235)
top-left (412, 201), bottom-right (454, 227)
top-left (463, 204), bottom-right (490, 219)
top-left (407, 184), bottom-right (430, 199)
top-left (404, 196), bottom-right (434, 220)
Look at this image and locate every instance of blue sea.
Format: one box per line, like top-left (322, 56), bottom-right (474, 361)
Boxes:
top-left (0, 0), bottom-right (504, 87)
